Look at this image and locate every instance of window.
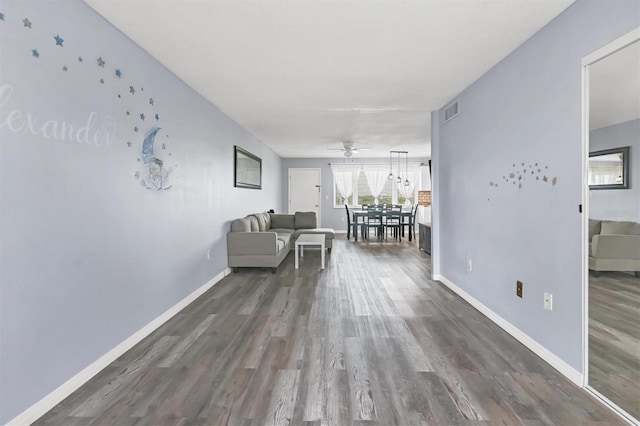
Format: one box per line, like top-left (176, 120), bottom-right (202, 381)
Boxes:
top-left (332, 164), bottom-right (420, 208)
top-left (334, 190), bottom-right (354, 206)
top-left (398, 191), bottom-right (414, 206)
top-left (357, 172), bottom-right (392, 205)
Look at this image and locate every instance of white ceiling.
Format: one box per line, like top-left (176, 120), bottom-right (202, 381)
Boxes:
top-left (589, 40), bottom-right (640, 130)
top-left (83, 0), bottom-right (575, 158)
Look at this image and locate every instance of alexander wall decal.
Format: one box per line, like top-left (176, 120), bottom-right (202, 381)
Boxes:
top-left (0, 10), bottom-right (175, 190)
top-left (489, 162), bottom-right (557, 190)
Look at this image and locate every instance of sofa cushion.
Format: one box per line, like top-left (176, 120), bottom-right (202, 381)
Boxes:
top-left (276, 233), bottom-right (292, 246)
top-left (264, 212), bottom-right (271, 229)
top-left (231, 218), bottom-right (251, 232)
top-left (601, 220), bottom-right (640, 236)
top-left (246, 215), bottom-right (260, 232)
top-left (295, 211), bottom-right (317, 229)
top-left (270, 214), bottom-right (295, 229)
top-left (588, 219), bottom-right (602, 241)
top-left (276, 239), bottom-right (285, 253)
top-left (255, 213), bottom-right (268, 232)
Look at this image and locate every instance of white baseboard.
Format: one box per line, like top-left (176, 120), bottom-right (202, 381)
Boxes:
top-left (7, 268), bottom-right (232, 426)
top-left (433, 274), bottom-right (583, 386)
top-left (585, 386), bottom-right (638, 426)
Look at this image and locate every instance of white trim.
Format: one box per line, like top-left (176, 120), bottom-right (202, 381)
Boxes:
top-left (585, 387), bottom-right (639, 425)
top-left (581, 26), bottom-right (640, 393)
top-left (581, 49), bottom-right (591, 387)
top-left (433, 274), bottom-right (583, 386)
top-left (7, 268), bottom-right (232, 426)
top-left (582, 27), bottom-right (640, 66)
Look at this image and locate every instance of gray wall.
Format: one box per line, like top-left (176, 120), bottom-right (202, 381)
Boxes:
top-left (0, 1), bottom-right (281, 422)
top-left (589, 119), bottom-right (640, 221)
top-left (281, 157), bottom-right (429, 231)
top-left (433, 0), bottom-right (639, 372)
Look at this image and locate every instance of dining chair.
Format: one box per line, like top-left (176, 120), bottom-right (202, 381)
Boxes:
top-left (384, 204), bottom-right (402, 241)
top-left (363, 205), bottom-right (383, 241)
top-left (344, 204), bottom-right (353, 240)
top-left (401, 204), bottom-right (418, 241)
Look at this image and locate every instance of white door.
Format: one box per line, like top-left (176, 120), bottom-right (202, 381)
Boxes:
top-left (288, 168), bottom-right (321, 222)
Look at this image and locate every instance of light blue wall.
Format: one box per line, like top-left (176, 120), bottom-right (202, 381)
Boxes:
top-left (433, 0), bottom-right (639, 372)
top-left (281, 157), bottom-right (429, 231)
top-left (0, 1), bottom-right (281, 422)
top-left (589, 119), bottom-right (640, 221)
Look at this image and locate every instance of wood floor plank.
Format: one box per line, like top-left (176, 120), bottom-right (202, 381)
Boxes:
top-left (263, 369), bottom-right (301, 426)
top-left (33, 236), bottom-right (627, 426)
top-left (344, 337), bottom-right (378, 422)
top-left (589, 270), bottom-right (640, 420)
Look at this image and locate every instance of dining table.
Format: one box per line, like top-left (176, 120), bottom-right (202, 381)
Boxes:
top-left (351, 208), bottom-right (415, 241)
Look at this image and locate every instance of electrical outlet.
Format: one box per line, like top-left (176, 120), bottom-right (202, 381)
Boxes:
top-left (467, 259), bottom-right (473, 272)
top-left (516, 281), bottom-right (523, 298)
top-left (544, 292), bottom-right (553, 310)
top-left (207, 249), bottom-right (211, 260)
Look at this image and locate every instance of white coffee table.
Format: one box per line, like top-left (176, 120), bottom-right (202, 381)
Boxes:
top-left (295, 234), bottom-right (325, 270)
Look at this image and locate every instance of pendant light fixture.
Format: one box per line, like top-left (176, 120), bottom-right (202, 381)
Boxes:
top-left (389, 150), bottom-right (409, 185)
top-left (404, 152), bottom-right (410, 186)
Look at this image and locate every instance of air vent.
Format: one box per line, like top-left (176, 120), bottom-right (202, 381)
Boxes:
top-left (444, 99), bottom-right (459, 123)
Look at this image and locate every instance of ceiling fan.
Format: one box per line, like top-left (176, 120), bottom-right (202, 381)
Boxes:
top-left (328, 141), bottom-right (371, 157)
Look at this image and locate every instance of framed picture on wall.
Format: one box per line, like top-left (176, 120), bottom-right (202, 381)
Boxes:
top-left (234, 146), bottom-right (262, 189)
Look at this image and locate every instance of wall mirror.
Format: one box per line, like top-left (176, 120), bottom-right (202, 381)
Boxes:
top-left (234, 146), bottom-right (262, 189)
top-left (588, 146), bottom-right (629, 189)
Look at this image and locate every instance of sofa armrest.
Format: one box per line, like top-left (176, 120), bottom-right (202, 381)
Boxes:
top-left (227, 232), bottom-right (278, 256)
top-left (591, 234), bottom-right (640, 259)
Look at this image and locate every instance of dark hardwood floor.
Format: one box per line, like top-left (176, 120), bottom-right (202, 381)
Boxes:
top-left (589, 270), bottom-right (640, 420)
top-left (35, 236), bottom-right (623, 425)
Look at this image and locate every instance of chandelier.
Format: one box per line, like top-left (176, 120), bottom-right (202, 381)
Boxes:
top-left (388, 150), bottom-right (410, 186)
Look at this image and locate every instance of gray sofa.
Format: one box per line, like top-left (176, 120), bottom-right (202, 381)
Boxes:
top-left (227, 211), bottom-right (335, 273)
top-left (589, 219), bottom-right (640, 277)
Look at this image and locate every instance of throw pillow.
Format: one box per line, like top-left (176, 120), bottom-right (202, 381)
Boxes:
top-left (601, 220), bottom-right (640, 235)
top-left (295, 211), bottom-right (317, 229)
top-left (588, 219), bottom-right (602, 241)
top-left (270, 214), bottom-right (295, 229)
top-left (246, 215), bottom-right (260, 232)
top-left (255, 213), bottom-right (267, 232)
top-left (231, 218), bottom-right (251, 232)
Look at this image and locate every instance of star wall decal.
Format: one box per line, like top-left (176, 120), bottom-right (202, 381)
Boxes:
top-left (97, 57), bottom-right (105, 67)
top-left (129, 86), bottom-right (135, 94)
top-left (32, 49), bottom-right (39, 58)
top-left (100, 78), bottom-right (104, 84)
top-left (62, 65), bottom-right (68, 72)
top-left (54, 34), bottom-right (64, 46)
top-left (134, 126), bottom-right (138, 132)
top-left (115, 68), bottom-right (122, 78)
top-left (155, 114), bottom-right (160, 121)
top-left (117, 94), bottom-right (121, 98)
top-left (140, 113), bottom-right (145, 120)
top-left (23, 18), bottom-right (31, 28)
top-left (0, 13), bottom-right (4, 21)
top-left (149, 98), bottom-right (154, 106)
top-left (78, 57), bottom-right (83, 62)
top-left (126, 111), bottom-right (130, 115)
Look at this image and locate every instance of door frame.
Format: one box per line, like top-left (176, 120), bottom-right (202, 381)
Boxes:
top-left (288, 168), bottom-right (321, 224)
top-left (581, 26), bottom-right (640, 424)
